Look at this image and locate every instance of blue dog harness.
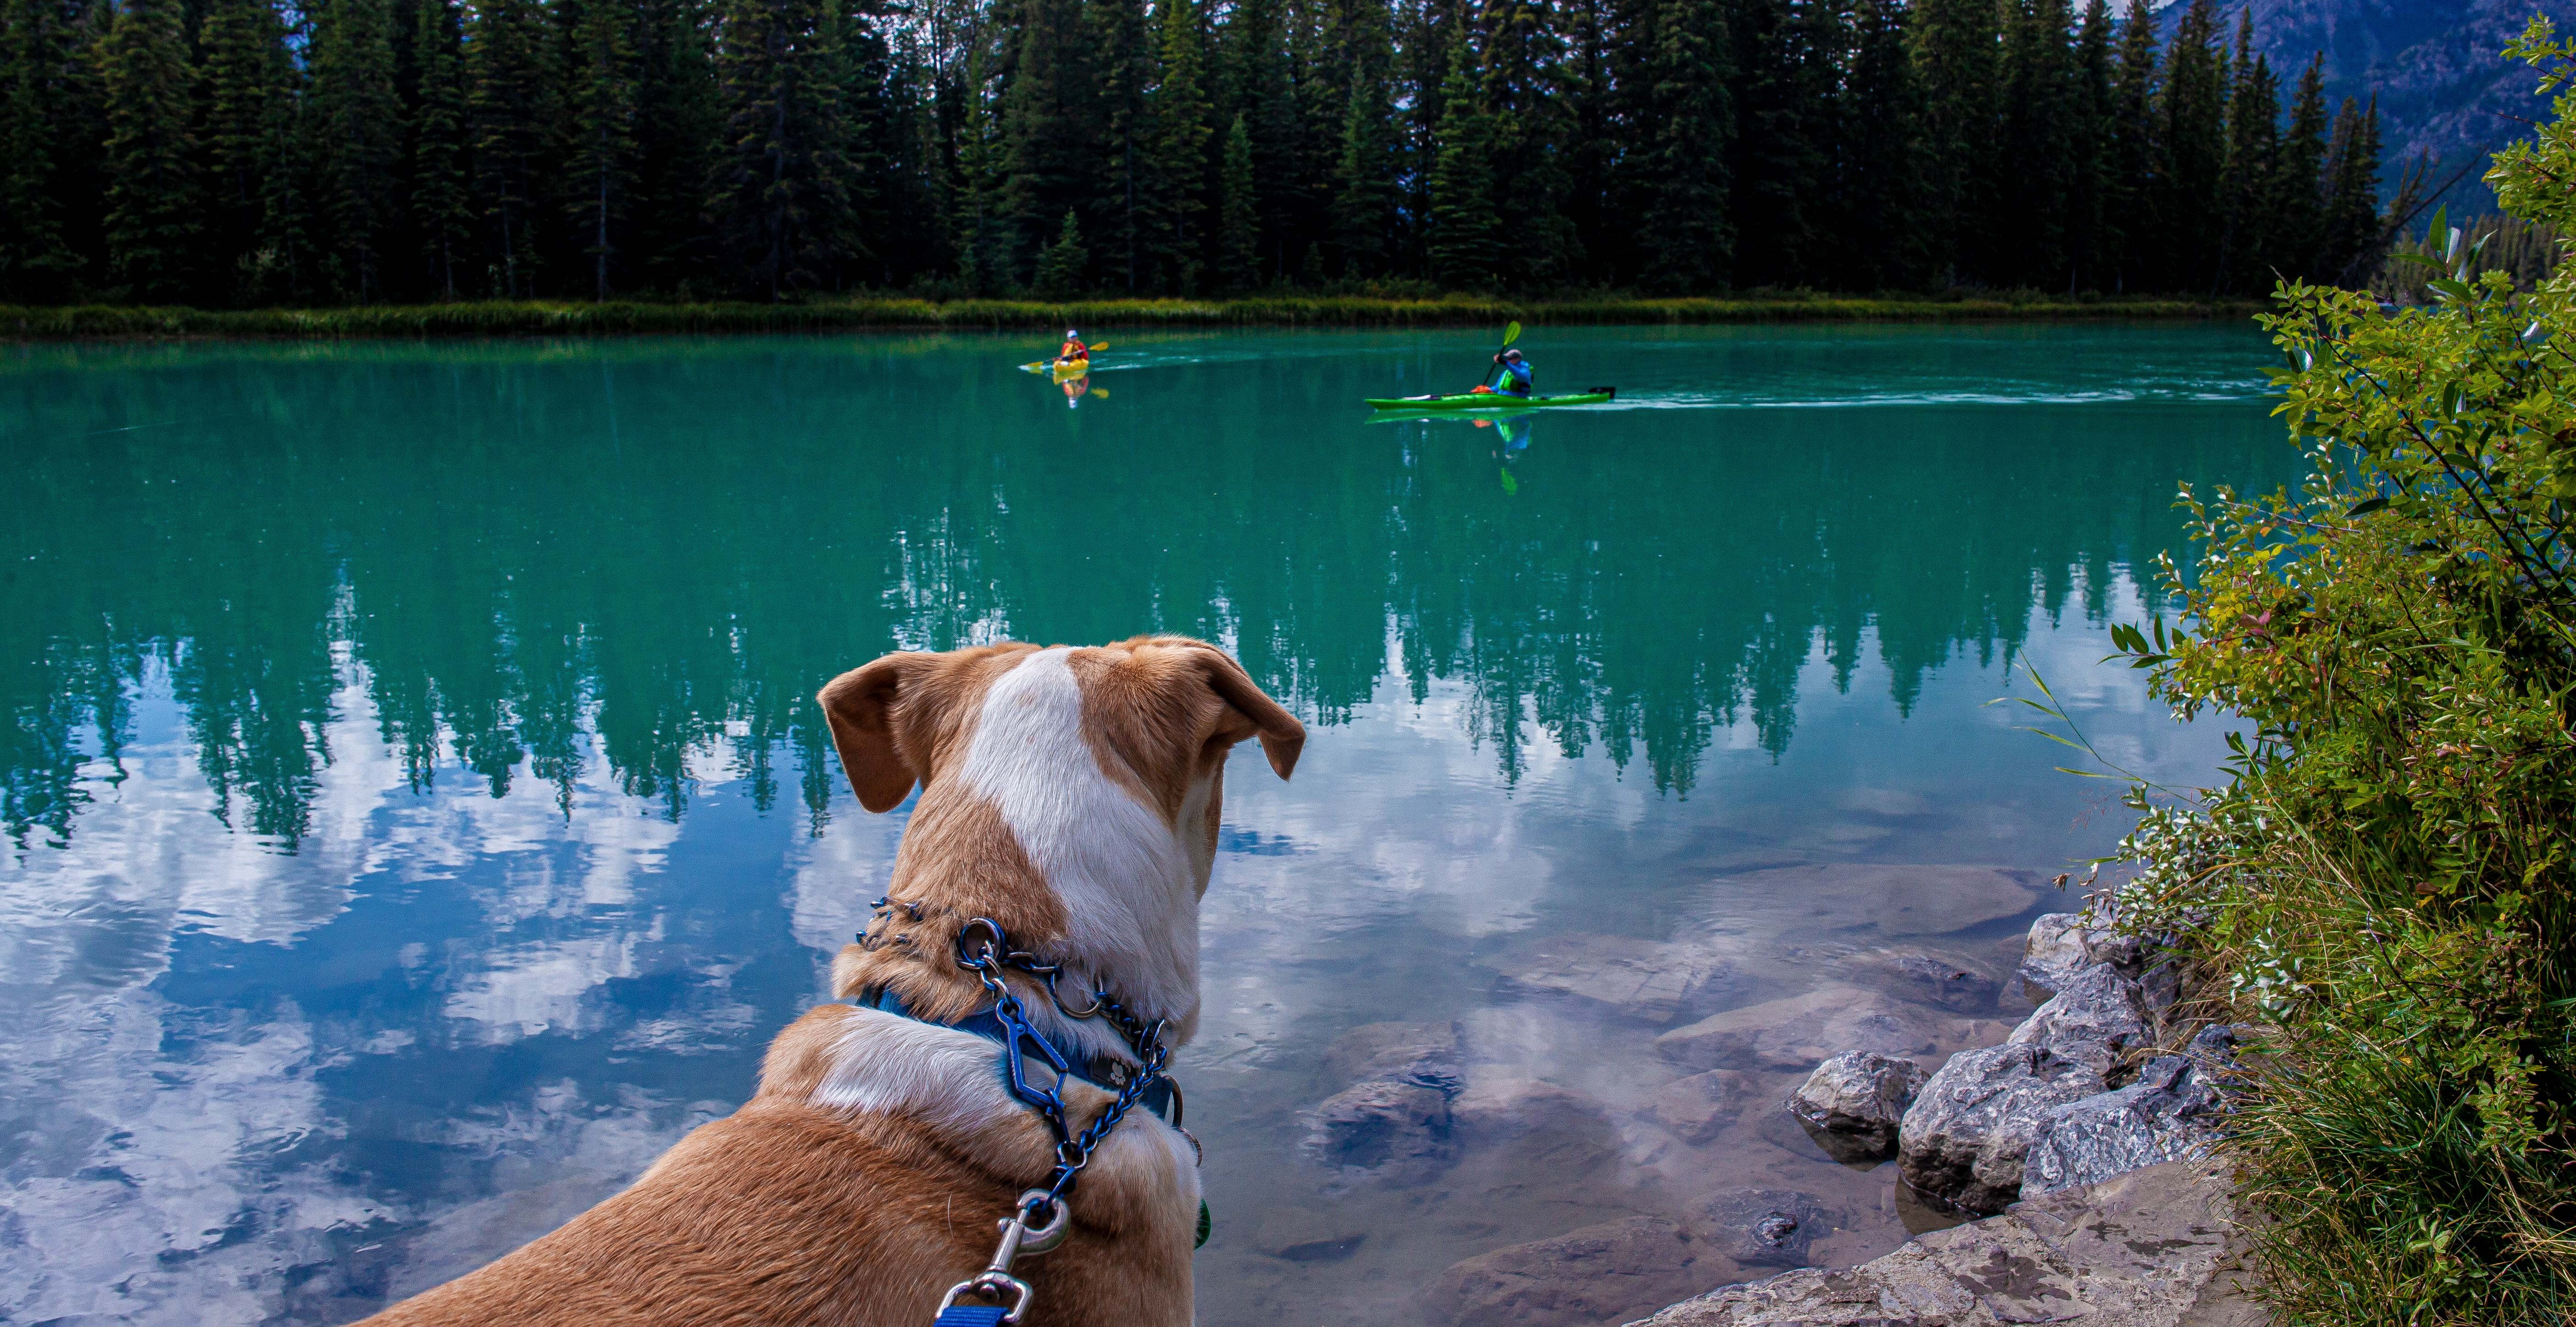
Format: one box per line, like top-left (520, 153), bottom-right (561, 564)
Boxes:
top-left (854, 913), bottom-right (1193, 1326)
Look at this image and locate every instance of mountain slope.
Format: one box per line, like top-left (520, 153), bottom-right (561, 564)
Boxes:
top-left (2164, 0), bottom-right (2576, 210)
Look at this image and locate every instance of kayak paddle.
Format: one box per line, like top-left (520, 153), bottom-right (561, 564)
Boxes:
top-left (1483, 321), bottom-right (1521, 390)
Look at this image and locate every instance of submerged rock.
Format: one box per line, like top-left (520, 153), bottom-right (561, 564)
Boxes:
top-left (1625, 1158), bottom-right (2258, 1326)
top-left (2006, 964), bottom-right (2150, 1079)
top-left (1896, 1042), bottom-right (2104, 1215)
top-left (2022, 1055), bottom-right (2225, 1194)
top-left (1859, 952), bottom-right (2000, 1013)
top-left (1453, 1076), bottom-right (1617, 1167)
top-left (1322, 1020), bottom-right (1463, 1092)
top-left (1643, 1069), bottom-right (1748, 1145)
top-left (1690, 1188), bottom-right (1829, 1268)
top-left (1788, 1051), bottom-right (1925, 1162)
top-left (1493, 934), bottom-right (1734, 1024)
top-left (1301, 1076), bottom-right (1454, 1182)
top-left (1250, 1206), bottom-right (1368, 1262)
top-left (1654, 986), bottom-right (1964, 1073)
top-left (1711, 864), bottom-right (2050, 939)
top-left (1426, 1215), bottom-right (1718, 1327)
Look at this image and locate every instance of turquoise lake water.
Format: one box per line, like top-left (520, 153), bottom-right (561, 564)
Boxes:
top-left (0, 324), bottom-right (2293, 1324)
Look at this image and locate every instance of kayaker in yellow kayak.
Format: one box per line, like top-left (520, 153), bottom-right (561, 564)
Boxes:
top-left (1058, 328), bottom-right (1089, 367)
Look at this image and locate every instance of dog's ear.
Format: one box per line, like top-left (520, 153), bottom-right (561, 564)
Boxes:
top-left (1188, 644), bottom-right (1305, 780)
top-left (818, 653), bottom-right (931, 813)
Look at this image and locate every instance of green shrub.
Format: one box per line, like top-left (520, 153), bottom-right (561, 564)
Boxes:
top-left (2102, 19), bottom-right (2576, 1322)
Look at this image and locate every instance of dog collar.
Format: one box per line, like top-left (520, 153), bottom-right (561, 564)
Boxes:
top-left (861, 984), bottom-right (1179, 1123)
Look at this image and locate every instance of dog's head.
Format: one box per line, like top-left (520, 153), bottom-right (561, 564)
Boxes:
top-left (817, 637), bottom-right (1301, 1024)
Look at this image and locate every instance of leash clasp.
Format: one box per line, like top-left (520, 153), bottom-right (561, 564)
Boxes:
top-left (933, 1191), bottom-right (1069, 1325)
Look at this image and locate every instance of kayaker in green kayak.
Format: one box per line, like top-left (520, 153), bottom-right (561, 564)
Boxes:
top-left (1485, 347), bottom-right (1533, 397)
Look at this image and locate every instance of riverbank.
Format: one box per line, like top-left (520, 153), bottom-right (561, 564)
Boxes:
top-left (0, 293), bottom-right (2264, 340)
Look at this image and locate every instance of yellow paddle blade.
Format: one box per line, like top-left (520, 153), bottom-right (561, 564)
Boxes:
top-left (1089, 387), bottom-right (1109, 398)
top-left (1503, 321), bottom-right (1521, 346)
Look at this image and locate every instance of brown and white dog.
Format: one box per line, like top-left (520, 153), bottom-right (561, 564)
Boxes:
top-left (359, 636), bottom-right (1304, 1327)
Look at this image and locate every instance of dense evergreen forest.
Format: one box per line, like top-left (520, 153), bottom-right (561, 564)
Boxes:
top-left (0, 0), bottom-right (2400, 306)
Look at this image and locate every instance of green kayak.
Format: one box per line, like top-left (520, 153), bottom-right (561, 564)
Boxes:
top-left (1365, 387), bottom-right (1616, 412)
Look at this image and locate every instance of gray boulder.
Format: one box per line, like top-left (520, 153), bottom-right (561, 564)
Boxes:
top-left (2014, 913), bottom-right (2093, 1001)
top-left (1425, 1215), bottom-right (1720, 1327)
top-left (2023, 1055), bottom-right (2225, 1195)
top-left (1896, 1043), bottom-right (2104, 1215)
top-left (1494, 934), bottom-right (1734, 1024)
top-left (1301, 1076), bottom-right (1453, 1182)
top-left (1788, 1051), bottom-right (1925, 1162)
top-left (2006, 964), bottom-right (2149, 1079)
top-left (1691, 1188), bottom-right (1829, 1269)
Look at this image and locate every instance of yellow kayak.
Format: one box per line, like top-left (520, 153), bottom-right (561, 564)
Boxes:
top-left (1018, 342), bottom-right (1109, 375)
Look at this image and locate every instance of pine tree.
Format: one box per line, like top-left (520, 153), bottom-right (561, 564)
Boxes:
top-left (1329, 0), bottom-right (1397, 277)
top-left (408, 0), bottom-right (473, 297)
top-left (0, 0), bottom-right (95, 299)
top-left (1089, 0), bottom-right (1153, 290)
top-left (1475, 0), bottom-right (1574, 282)
top-left (312, 0), bottom-right (404, 300)
top-left (1216, 109), bottom-right (1258, 288)
top-left (1034, 203), bottom-right (1085, 291)
top-left (630, 0), bottom-right (718, 291)
top-left (2155, 0), bottom-right (2226, 291)
top-left (831, 0), bottom-right (895, 288)
top-left (2061, 0), bottom-right (2112, 292)
top-left (469, 0), bottom-right (551, 296)
top-left (2268, 52), bottom-right (2326, 282)
top-left (561, 0), bottom-right (641, 298)
top-left (1727, 0), bottom-right (1830, 289)
top-left (1557, 0), bottom-right (1610, 284)
top-left (1224, 0), bottom-right (1301, 278)
top-left (951, 40), bottom-right (1007, 292)
top-left (2211, 10), bottom-right (2275, 294)
top-left (1142, 0), bottom-right (1210, 291)
top-left (198, 0), bottom-right (291, 299)
top-left (1830, 0), bottom-right (1923, 290)
top-left (709, 0), bottom-right (857, 296)
top-left (1426, 33), bottom-right (1501, 287)
top-left (98, 0), bottom-right (201, 301)
top-left (999, 0), bottom-right (1096, 282)
top-left (2104, 0), bottom-right (2156, 292)
top-left (1627, 0), bottom-right (1729, 291)
top-left (2319, 94), bottom-right (2383, 285)
top-left (1398, 0), bottom-right (1463, 276)
top-left (1909, 0), bottom-right (1999, 285)
top-left (1996, 0), bottom-right (2077, 288)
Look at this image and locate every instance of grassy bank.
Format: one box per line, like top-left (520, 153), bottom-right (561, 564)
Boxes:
top-left (2072, 25), bottom-right (2576, 1324)
top-left (0, 291), bottom-right (2262, 339)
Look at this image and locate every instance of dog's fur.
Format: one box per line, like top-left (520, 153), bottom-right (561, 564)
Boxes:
top-left (359, 636), bottom-right (1303, 1327)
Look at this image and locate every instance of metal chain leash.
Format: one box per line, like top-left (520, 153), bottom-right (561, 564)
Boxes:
top-left (931, 916), bottom-right (1180, 1326)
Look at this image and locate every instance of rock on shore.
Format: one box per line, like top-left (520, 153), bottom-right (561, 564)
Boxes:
top-left (2022, 1054), bottom-right (2224, 1195)
top-left (1895, 1043), bottom-right (2104, 1214)
top-left (1789, 1050), bottom-right (1925, 1161)
top-left (1624, 1158), bottom-right (2259, 1327)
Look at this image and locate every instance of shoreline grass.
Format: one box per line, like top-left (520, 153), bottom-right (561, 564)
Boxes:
top-left (0, 292), bottom-right (2265, 340)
